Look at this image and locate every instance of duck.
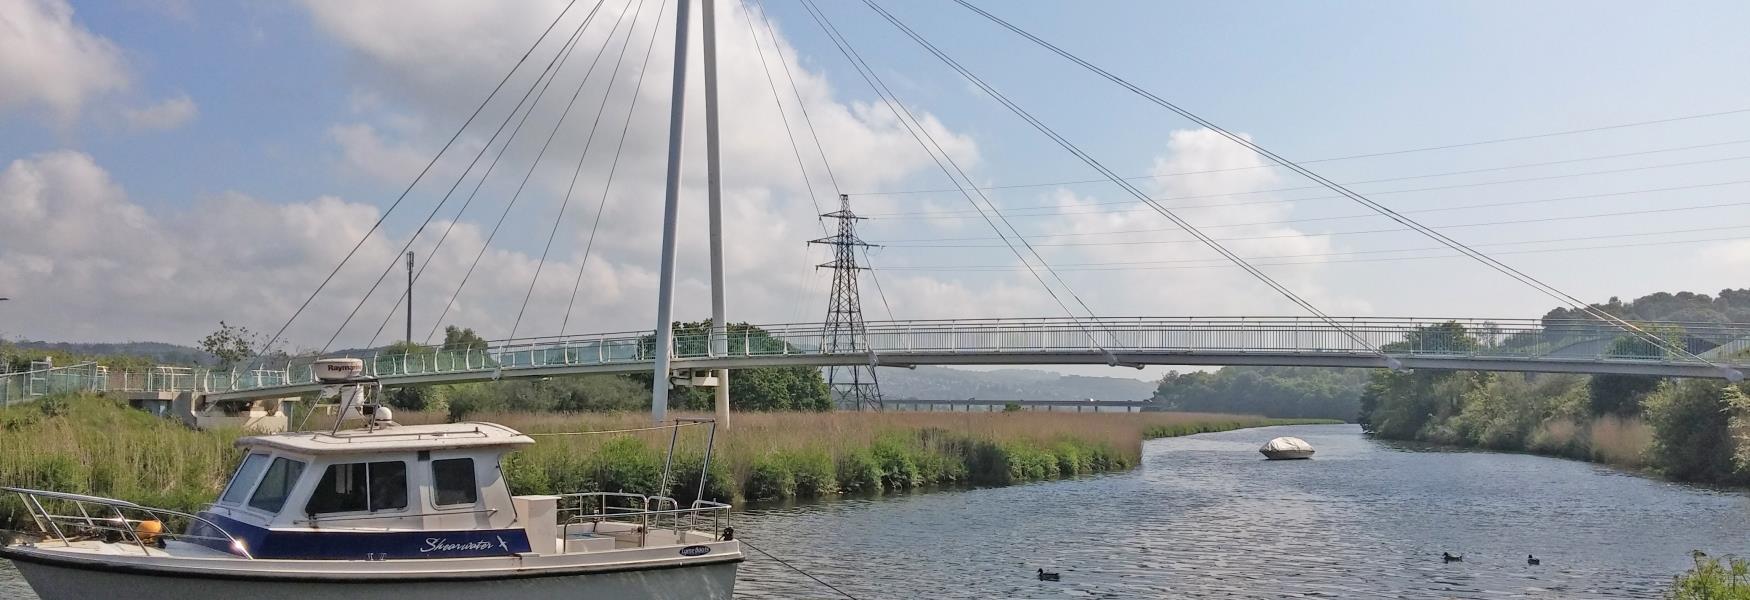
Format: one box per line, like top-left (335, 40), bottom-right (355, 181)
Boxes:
top-left (1037, 568), bottom-right (1061, 582)
top-left (1442, 552), bottom-right (1464, 563)
top-left (1527, 555), bottom-right (1540, 566)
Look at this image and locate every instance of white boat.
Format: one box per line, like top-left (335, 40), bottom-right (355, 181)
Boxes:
top-left (1259, 436), bottom-right (1315, 460)
top-left (1, 370), bottom-right (740, 599)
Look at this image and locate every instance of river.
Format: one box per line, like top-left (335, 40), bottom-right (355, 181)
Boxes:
top-left (4, 424), bottom-right (1748, 598)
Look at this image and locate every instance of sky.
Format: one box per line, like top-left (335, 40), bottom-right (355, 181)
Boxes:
top-left (3, 0), bottom-right (1750, 381)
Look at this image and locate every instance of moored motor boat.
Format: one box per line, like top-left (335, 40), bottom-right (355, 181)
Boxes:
top-left (0, 367), bottom-right (740, 599)
top-left (1259, 436), bottom-right (1315, 460)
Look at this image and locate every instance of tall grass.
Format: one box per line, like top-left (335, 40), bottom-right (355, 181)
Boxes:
top-left (0, 394), bottom-right (1328, 529)
top-left (0, 393), bottom-right (239, 529)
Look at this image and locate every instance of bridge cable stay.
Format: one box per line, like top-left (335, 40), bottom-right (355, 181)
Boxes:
top-left (745, 0), bottom-right (896, 321)
top-left (511, 0), bottom-right (668, 343)
top-left (859, 0), bottom-right (1399, 365)
top-left (422, 0), bottom-right (654, 346)
top-left (856, 107), bottom-right (1750, 197)
top-left (735, 0), bottom-right (843, 326)
top-left (352, 0), bottom-right (617, 351)
top-left (412, 6), bottom-right (621, 347)
top-left (860, 145), bottom-right (1750, 217)
top-left (797, 0), bottom-right (1127, 358)
top-left (328, 0), bottom-right (611, 352)
top-left (951, 0), bottom-right (1740, 379)
top-left (559, 0), bottom-right (681, 338)
top-left (247, 0), bottom-right (588, 368)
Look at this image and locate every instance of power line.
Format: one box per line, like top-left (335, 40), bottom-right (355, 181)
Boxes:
top-left (883, 225), bottom-right (1750, 270)
top-left (854, 112), bottom-right (1750, 196)
top-left (953, 0), bottom-right (1736, 377)
top-left (861, 152), bottom-right (1750, 219)
top-left (870, 179), bottom-right (1750, 243)
top-left (882, 235), bottom-right (1750, 273)
top-left (880, 194), bottom-right (1750, 249)
top-left (251, 0), bottom-right (587, 364)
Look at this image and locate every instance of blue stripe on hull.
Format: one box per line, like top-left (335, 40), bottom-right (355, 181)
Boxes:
top-left (192, 512), bottom-right (532, 560)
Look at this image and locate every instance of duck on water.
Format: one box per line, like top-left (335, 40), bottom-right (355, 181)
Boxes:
top-left (0, 361), bottom-right (741, 600)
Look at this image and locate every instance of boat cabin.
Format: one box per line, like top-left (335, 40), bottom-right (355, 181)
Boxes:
top-left (193, 422), bottom-right (538, 560)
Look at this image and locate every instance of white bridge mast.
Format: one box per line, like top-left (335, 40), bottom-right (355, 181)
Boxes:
top-left (651, 0), bottom-right (727, 423)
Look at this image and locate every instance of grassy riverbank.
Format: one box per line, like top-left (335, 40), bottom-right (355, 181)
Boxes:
top-left (0, 393), bottom-right (1332, 527)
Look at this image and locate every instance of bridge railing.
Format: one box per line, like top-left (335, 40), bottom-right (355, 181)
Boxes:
top-left (92, 317), bottom-right (1750, 396)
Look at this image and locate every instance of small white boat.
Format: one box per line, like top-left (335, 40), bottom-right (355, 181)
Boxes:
top-left (1260, 436), bottom-right (1315, 460)
top-left (1, 368), bottom-right (740, 599)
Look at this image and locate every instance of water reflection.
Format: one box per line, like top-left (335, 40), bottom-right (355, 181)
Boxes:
top-left (733, 424), bottom-right (1750, 599)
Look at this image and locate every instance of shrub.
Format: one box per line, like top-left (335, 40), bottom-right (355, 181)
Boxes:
top-left (869, 435), bottom-right (922, 490)
top-left (587, 437), bottom-right (663, 495)
top-left (835, 449), bottom-right (883, 494)
top-left (744, 456), bottom-right (795, 502)
top-left (668, 451), bottom-right (735, 503)
top-left (782, 449), bottom-right (837, 498)
top-left (1669, 552), bottom-right (1750, 599)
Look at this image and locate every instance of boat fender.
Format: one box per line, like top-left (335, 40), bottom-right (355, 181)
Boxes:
top-left (136, 519), bottom-right (164, 545)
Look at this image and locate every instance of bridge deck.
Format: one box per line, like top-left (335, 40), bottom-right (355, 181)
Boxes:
top-left (9, 317), bottom-right (1746, 402)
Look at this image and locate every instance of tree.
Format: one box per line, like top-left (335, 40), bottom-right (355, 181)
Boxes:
top-left (441, 326), bottom-right (488, 352)
top-left (198, 321), bottom-right (260, 369)
top-left (636, 320), bottom-right (832, 411)
top-left (1643, 379), bottom-right (1749, 483)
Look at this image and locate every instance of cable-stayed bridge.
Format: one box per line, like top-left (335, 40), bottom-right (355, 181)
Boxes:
top-left (11, 2), bottom-right (1749, 415)
top-left (7, 316), bottom-right (1741, 405)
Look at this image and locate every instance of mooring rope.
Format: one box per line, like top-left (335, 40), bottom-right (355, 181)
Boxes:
top-left (739, 537), bottom-right (863, 600)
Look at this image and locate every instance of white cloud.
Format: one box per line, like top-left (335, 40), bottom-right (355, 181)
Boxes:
top-left (1035, 128), bottom-right (1362, 316)
top-left (0, 0), bottom-right (128, 122)
top-left (0, 150), bottom-right (670, 347)
top-left (328, 122), bottom-right (431, 184)
top-left (123, 93), bottom-right (197, 131)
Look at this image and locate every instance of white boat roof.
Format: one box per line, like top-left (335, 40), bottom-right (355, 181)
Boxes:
top-left (237, 422), bottom-right (535, 455)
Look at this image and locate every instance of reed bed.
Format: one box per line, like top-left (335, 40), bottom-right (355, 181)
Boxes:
top-left (0, 394), bottom-right (1331, 529)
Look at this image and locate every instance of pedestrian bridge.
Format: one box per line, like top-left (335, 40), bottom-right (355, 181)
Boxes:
top-left (9, 316), bottom-right (1744, 404)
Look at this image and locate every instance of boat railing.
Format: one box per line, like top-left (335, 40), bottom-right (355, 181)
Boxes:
top-left (554, 492), bottom-right (731, 549)
top-left (2, 486), bottom-right (253, 559)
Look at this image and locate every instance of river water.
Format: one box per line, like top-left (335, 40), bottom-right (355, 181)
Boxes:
top-left (4, 424), bottom-right (1748, 598)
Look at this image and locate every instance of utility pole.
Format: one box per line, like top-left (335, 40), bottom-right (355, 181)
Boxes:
top-left (650, 0), bottom-right (694, 423)
top-left (702, 0), bottom-right (729, 429)
top-left (405, 251), bottom-right (415, 344)
top-left (811, 194), bottom-right (884, 411)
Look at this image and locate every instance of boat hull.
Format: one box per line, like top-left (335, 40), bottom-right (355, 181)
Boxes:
top-left (1261, 449), bottom-right (1314, 460)
top-left (5, 546), bottom-right (739, 600)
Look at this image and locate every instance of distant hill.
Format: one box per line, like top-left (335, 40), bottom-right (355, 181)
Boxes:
top-left (1542, 288), bottom-right (1750, 324)
top-left (874, 366), bottom-right (1154, 401)
top-left (8, 340), bottom-right (213, 366)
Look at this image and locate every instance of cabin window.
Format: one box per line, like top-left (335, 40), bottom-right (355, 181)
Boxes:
top-left (247, 457), bottom-right (306, 514)
top-left (304, 461), bottom-right (408, 514)
top-left (219, 454), bottom-right (271, 505)
top-left (431, 458), bottom-right (478, 506)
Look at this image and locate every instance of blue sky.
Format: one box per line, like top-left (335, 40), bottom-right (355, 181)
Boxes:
top-left (3, 0), bottom-right (1750, 380)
